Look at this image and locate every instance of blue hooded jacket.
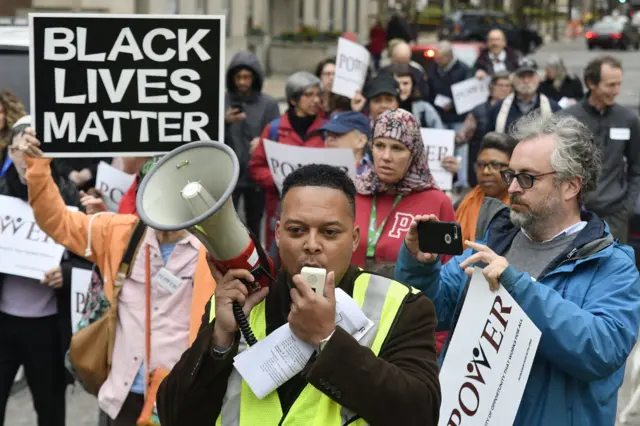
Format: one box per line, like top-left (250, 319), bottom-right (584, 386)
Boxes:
top-left (395, 200), bottom-right (640, 426)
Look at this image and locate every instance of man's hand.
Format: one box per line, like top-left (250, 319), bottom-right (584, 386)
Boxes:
top-left (441, 156), bottom-right (460, 174)
top-left (475, 70), bottom-right (488, 80)
top-left (404, 215), bottom-right (439, 263)
top-left (17, 128), bottom-right (43, 158)
top-left (459, 241), bottom-right (509, 291)
top-left (443, 103), bottom-right (453, 112)
top-left (288, 271), bottom-right (336, 348)
top-left (80, 191), bottom-right (108, 214)
top-left (249, 137), bottom-right (260, 155)
top-left (225, 107), bottom-right (247, 124)
top-left (41, 266), bottom-right (63, 289)
top-left (208, 256), bottom-right (269, 348)
top-left (351, 91), bottom-right (366, 112)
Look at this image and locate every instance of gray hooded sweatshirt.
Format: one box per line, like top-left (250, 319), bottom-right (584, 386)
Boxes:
top-left (225, 52), bottom-right (280, 188)
top-left (563, 99), bottom-right (640, 217)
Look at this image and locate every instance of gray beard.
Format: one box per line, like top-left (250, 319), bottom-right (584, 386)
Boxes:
top-left (510, 210), bottom-right (546, 239)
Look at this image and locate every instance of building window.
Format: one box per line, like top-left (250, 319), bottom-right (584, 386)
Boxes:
top-left (299, 0), bottom-right (305, 27)
top-left (355, 0), bottom-right (360, 33)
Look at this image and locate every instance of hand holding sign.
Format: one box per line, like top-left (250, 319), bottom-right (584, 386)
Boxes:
top-left (41, 266), bottom-right (63, 289)
top-left (459, 241), bottom-right (510, 291)
top-left (16, 128), bottom-right (43, 158)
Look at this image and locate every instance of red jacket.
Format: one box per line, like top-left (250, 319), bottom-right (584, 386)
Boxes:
top-left (118, 180), bottom-right (138, 215)
top-left (353, 189), bottom-right (456, 267)
top-left (369, 25), bottom-right (387, 56)
top-left (249, 112), bottom-right (326, 250)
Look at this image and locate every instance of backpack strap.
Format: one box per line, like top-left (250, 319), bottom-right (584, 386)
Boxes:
top-left (118, 220), bottom-right (147, 279)
top-left (268, 117), bottom-right (281, 142)
top-left (495, 93), bottom-right (514, 134)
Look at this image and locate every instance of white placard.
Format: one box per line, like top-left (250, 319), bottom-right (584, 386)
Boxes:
top-left (263, 140), bottom-right (356, 194)
top-left (71, 267), bottom-right (93, 334)
top-left (95, 161), bottom-right (136, 212)
top-left (557, 97), bottom-right (576, 109)
top-left (451, 78), bottom-right (490, 115)
top-left (421, 128), bottom-right (456, 191)
top-left (438, 268), bottom-right (541, 426)
top-left (0, 195), bottom-right (77, 280)
top-left (332, 37), bottom-right (371, 99)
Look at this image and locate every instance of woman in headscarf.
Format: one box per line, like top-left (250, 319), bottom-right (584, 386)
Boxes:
top-left (539, 55), bottom-right (584, 104)
top-left (455, 132), bottom-right (517, 243)
top-left (352, 109), bottom-right (456, 275)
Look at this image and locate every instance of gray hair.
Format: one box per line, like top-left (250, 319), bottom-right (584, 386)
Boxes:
top-left (545, 55), bottom-right (567, 74)
top-left (436, 41), bottom-right (453, 57)
top-left (285, 71), bottom-right (321, 103)
top-left (509, 112), bottom-right (601, 204)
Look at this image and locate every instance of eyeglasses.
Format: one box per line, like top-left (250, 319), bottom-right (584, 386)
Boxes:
top-left (500, 169), bottom-right (557, 189)
top-left (474, 160), bottom-right (509, 173)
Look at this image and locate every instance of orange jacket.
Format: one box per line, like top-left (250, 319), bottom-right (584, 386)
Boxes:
top-left (25, 157), bottom-right (215, 344)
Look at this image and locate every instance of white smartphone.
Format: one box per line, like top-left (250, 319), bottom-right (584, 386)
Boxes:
top-left (301, 267), bottom-right (326, 296)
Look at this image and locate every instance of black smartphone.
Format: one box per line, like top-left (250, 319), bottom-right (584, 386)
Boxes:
top-left (417, 221), bottom-right (464, 256)
top-left (231, 102), bottom-right (245, 113)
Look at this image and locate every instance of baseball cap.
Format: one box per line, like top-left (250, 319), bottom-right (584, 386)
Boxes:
top-left (319, 111), bottom-right (372, 139)
top-left (515, 57), bottom-right (538, 75)
top-left (364, 73), bottom-right (400, 100)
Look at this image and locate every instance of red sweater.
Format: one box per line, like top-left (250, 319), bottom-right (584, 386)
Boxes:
top-left (249, 113), bottom-right (326, 250)
top-left (353, 189), bottom-right (456, 267)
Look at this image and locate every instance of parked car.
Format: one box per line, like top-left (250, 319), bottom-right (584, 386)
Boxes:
top-left (411, 42), bottom-right (485, 71)
top-left (437, 11), bottom-right (543, 55)
top-left (586, 18), bottom-right (640, 50)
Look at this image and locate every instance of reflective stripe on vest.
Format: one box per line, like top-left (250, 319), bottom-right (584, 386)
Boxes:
top-left (209, 273), bottom-right (412, 426)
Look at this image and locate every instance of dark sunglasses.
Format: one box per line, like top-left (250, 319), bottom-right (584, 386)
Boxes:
top-left (500, 169), bottom-right (557, 189)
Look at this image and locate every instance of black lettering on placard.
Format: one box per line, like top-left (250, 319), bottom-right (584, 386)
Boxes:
top-left (338, 53), bottom-right (367, 74)
top-left (0, 215), bottom-right (54, 243)
top-left (32, 16), bottom-right (223, 156)
top-left (425, 145), bottom-right (450, 162)
top-left (98, 181), bottom-right (125, 205)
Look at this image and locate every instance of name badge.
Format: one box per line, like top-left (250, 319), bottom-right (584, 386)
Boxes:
top-left (610, 128), bottom-right (630, 140)
top-left (154, 268), bottom-right (181, 294)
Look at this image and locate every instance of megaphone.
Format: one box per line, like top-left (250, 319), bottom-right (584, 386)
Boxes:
top-left (135, 141), bottom-right (276, 344)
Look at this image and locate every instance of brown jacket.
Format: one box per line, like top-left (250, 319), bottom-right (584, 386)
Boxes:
top-left (25, 157), bottom-right (216, 342)
top-left (157, 266), bottom-right (441, 426)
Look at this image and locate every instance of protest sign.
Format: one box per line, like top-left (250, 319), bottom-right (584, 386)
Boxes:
top-left (332, 37), bottom-right (370, 99)
top-left (451, 77), bottom-right (489, 115)
top-left (96, 161), bottom-right (136, 212)
top-left (262, 140), bottom-right (356, 193)
top-left (421, 128), bottom-right (455, 191)
top-left (71, 267), bottom-right (93, 333)
top-left (0, 195), bottom-right (77, 280)
top-left (438, 268), bottom-right (541, 426)
top-left (29, 13), bottom-right (225, 157)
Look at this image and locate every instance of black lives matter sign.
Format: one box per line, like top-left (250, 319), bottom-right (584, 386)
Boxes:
top-left (30, 14), bottom-right (223, 157)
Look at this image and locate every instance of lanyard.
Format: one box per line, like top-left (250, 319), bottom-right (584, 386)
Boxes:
top-left (367, 194), bottom-right (403, 258)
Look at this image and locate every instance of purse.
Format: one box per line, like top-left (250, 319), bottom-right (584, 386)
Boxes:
top-left (137, 244), bottom-right (168, 426)
top-left (67, 220), bottom-right (147, 396)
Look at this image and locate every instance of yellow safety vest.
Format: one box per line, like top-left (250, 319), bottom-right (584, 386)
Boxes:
top-left (209, 272), bottom-right (419, 426)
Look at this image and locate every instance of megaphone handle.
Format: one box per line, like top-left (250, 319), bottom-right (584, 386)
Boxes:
top-left (232, 301), bottom-right (258, 347)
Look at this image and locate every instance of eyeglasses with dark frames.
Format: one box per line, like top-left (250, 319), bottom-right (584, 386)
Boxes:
top-left (500, 169), bottom-right (557, 189)
top-left (474, 160), bottom-right (510, 173)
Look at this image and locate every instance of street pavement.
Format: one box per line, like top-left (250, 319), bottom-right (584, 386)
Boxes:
top-left (531, 37), bottom-right (640, 110)
top-left (5, 37), bottom-right (639, 426)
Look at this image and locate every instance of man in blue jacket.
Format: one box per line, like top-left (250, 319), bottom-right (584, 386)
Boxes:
top-left (395, 112), bottom-right (640, 426)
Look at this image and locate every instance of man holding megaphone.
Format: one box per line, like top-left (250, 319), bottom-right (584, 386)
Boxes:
top-left (155, 164), bottom-right (442, 426)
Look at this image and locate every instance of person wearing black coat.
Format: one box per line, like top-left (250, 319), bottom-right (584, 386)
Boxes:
top-left (539, 56), bottom-right (584, 104)
top-left (386, 11), bottom-right (412, 43)
top-left (0, 117), bottom-right (90, 426)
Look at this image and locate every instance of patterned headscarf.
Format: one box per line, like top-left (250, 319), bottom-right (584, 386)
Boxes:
top-left (354, 109), bottom-right (438, 195)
